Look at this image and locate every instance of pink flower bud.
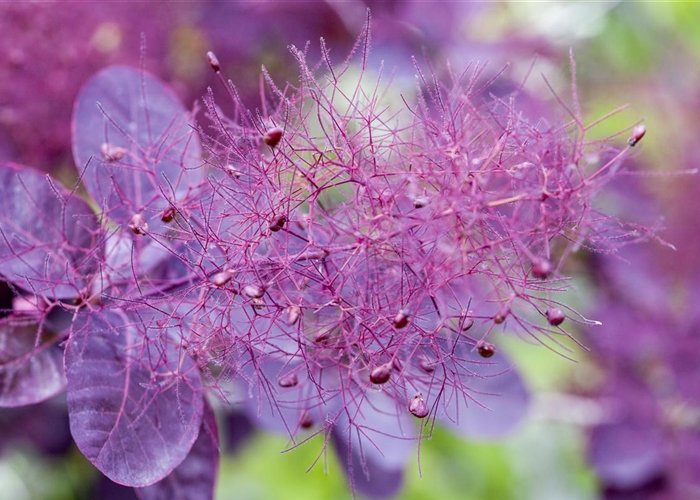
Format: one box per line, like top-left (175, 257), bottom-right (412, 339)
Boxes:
top-left (128, 213), bottom-right (148, 235)
top-left (494, 307), bottom-right (508, 324)
top-left (299, 411), bottom-right (314, 429)
top-left (278, 373), bottom-right (298, 388)
top-left (206, 51), bottom-right (221, 73)
top-left (285, 305), bottom-right (301, 326)
top-left (461, 310), bottom-right (475, 331)
top-left (392, 309), bottom-right (410, 329)
top-left (161, 206), bottom-right (176, 223)
top-left (269, 214), bottom-right (287, 232)
top-left (409, 393), bottom-right (429, 419)
top-left (225, 164), bottom-right (242, 178)
top-left (370, 363), bottom-right (392, 384)
top-left (211, 269), bottom-right (235, 287)
top-left (242, 284), bottom-right (265, 299)
top-left (419, 355), bottom-right (435, 373)
top-left (263, 126), bottom-right (284, 148)
top-left (546, 308), bottom-right (566, 326)
top-left (627, 125), bottom-right (646, 147)
top-left (531, 258), bottom-right (554, 280)
top-left (413, 196), bottom-right (430, 209)
top-left (100, 143), bottom-right (127, 162)
top-left (477, 340), bottom-right (496, 358)
top-left (314, 330), bottom-right (330, 343)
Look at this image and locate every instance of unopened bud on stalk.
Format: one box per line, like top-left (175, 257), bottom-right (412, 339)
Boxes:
top-left (627, 125), bottom-right (646, 147)
top-left (242, 284), bottom-right (265, 299)
top-left (206, 51), bottom-right (221, 73)
top-left (299, 411), bottom-right (314, 429)
top-left (160, 206), bottom-right (176, 223)
top-left (211, 269), bottom-right (235, 287)
top-left (531, 258), bottom-right (554, 280)
top-left (419, 355), bottom-right (435, 373)
top-left (101, 143), bottom-right (127, 162)
top-left (278, 373), bottom-right (298, 388)
top-left (409, 393), bottom-right (429, 419)
top-left (269, 214), bottom-right (287, 232)
top-left (128, 213), bottom-right (148, 235)
top-left (392, 309), bottom-right (410, 329)
top-left (225, 164), bottom-right (242, 178)
top-left (476, 340), bottom-right (496, 358)
top-left (546, 308), bottom-right (566, 326)
top-left (494, 307), bottom-right (508, 324)
top-left (461, 310), bottom-right (475, 332)
top-left (263, 126), bottom-right (284, 148)
top-left (413, 196), bottom-right (430, 209)
top-left (283, 306), bottom-right (301, 326)
top-left (370, 363), bottom-right (392, 384)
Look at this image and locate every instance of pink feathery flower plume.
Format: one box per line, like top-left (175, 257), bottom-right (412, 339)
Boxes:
top-left (0, 14), bottom-right (648, 499)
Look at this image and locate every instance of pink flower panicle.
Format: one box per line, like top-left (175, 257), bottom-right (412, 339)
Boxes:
top-left (182, 23), bottom-right (646, 468)
top-left (0, 19), bottom-right (651, 498)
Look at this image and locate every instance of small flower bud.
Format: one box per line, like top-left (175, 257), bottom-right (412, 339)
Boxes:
top-left (370, 363), bottom-right (392, 384)
top-left (409, 393), bottom-right (429, 419)
top-left (278, 373), bottom-right (298, 388)
top-left (225, 164), bottom-right (242, 178)
top-left (413, 196), bottom-right (430, 209)
top-left (251, 297), bottom-right (265, 310)
top-left (546, 308), bottom-right (566, 326)
top-left (285, 305), bottom-right (301, 326)
top-left (476, 340), bottom-right (496, 358)
top-left (161, 206), bottom-right (176, 223)
top-left (101, 143), bottom-right (127, 162)
top-left (392, 309), bottom-right (410, 329)
top-left (263, 126), bottom-right (284, 148)
top-left (212, 269), bottom-right (235, 287)
top-left (460, 310), bottom-right (474, 332)
top-left (627, 125), bottom-right (646, 147)
top-left (128, 213), bottom-right (148, 235)
top-left (242, 284), bottom-right (265, 299)
top-left (299, 411), bottom-right (314, 429)
top-left (531, 258), bottom-right (553, 280)
top-left (206, 51), bottom-right (221, 73)
top-left (419, 355), bottom-right (435, 373)
top-left (314, 330), bottom-right (330, 343)
top-left (268, 214), bottom-right (287, 232)
top-left (494, 307), bottom-right (508, 324)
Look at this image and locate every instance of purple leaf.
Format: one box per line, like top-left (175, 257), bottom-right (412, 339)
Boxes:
top-left (0, 396), bottom-right (73, 456)
top-left (422, 347), bottom-right (531, 440)
top-left (0, 162), bottom-right (100, 298)
top-left (222, 409), bottom-right (254, 454)
top-left (71, 65), bottom-right (202, 231)
top-left (65, 309), bottom-right (204, 487)
top-left (589, 420), bottom-right (666, 490)
top-left (0, 315), bottom-right (66, 407)
top-left (136, 399), bottom-right (219, 500)
top-left (331, 391), bottom-right (413, 499)
top-left (239, 357), bottom-right (332, 439)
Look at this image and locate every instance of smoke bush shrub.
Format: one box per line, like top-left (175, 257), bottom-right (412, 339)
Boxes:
top-left (0, 20), bottom-right (647, 499)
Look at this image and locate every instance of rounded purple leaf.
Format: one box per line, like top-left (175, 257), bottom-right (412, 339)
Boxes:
top-left (65, 310), bottom-right (204, 487)
top-left (428, 348), bottom-right (531, 440)
top-left (136, 400), bottom-right (219, 500)
top-left (589, 420), bottom-right (666, 490)
top-left (0, 162), bottom-right (100, 298)
top-left (72, 65), bottom-right (202, 231)
top-left (331, 391), bottom-right (414, 499)
top-left (0, 315), bottom-right (66, 407)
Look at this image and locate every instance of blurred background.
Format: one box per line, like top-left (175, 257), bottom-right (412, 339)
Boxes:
top-left (1, 2), bottom-right (698, 499)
